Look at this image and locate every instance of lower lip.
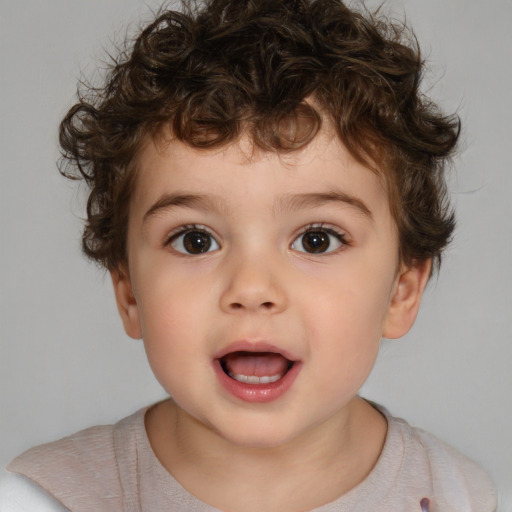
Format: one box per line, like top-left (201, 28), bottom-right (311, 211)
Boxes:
top-left (213, 359), bottom-right (302, 403)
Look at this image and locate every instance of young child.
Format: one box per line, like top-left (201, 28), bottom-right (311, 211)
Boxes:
top-left (0, 0), bottom-right (498, 510)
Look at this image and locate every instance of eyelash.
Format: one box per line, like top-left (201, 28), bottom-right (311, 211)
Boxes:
top-left (163, 223), bottom-right (349, 256)
top-left (291, 223), bottom-right (348, 255)
top-left (164, 224), bottom-right (220, 255)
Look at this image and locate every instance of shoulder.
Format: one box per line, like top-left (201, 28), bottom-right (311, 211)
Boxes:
top-left (5, 408), bottom-right (148, 511)
top-left (7, 422), bottom-right (118, 488)
top-left (0, 470), bottom-right (69, 511)
top-left (389, 414), bottom-right (498, 511)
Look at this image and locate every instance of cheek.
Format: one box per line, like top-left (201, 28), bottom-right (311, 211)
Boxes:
top-left (134, 274), bottom-right (206, 361)
top-left (300, 269), bottom-right (394, 387)
top-left (307, 303), bottom-right (382, 402)
top-left (134, 256), bottom-right (210, 323)
top-left (138, 298), bottom-right (205, 399)
top-left (304, 272), bottom-right (394, 342)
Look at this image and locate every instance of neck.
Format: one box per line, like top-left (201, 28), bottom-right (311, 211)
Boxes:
top-left (146, 397), bottom-right (387, 512)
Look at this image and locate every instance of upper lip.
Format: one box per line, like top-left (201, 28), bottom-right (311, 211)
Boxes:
top-left (214, 340), bottom-right (298, 362)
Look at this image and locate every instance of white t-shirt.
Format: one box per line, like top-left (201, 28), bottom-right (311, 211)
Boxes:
top-left (0, 472), bottom-right (69, 511)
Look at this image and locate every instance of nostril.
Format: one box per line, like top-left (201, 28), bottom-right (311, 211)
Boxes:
top-left (227, 301), bottom-right (275, 311)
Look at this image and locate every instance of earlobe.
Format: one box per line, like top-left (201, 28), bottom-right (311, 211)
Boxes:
top-left (110, 268), bottom-right (142, 339)
top-left (382, 259), bottom-right (431, 340)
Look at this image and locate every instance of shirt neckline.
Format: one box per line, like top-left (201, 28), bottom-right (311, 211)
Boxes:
top-left (124, 400), bottom-right (405, 510)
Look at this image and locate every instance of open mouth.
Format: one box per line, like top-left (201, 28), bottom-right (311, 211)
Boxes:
top-left (219, 351), bottom-right (295, 385)
top-left (213, 343), bottom-right (301, 402)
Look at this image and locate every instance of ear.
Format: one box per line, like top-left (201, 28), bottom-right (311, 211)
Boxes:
top-left (110, 267), bottom-right (142, 339)
top-left (382, 259), bottom-right (431, 339)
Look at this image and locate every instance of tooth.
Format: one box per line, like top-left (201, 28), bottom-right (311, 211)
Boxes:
top-left (260, 375), bottom-right (280, 384)
top-left (229, 372), bottom-right (283, 384)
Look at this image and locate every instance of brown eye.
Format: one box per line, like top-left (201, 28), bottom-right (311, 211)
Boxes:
top-left (170, 228), bottom-right (220, 254)
top-left (291, 227), bottom-right (345, 254)
top-left (183, 232), bottom-right (211, 253)
top-left (301, 231), bottom-right (330, 253)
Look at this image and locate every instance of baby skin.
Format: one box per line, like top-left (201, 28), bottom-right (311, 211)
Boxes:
top-left (112, 125), bottom-right (430, 512)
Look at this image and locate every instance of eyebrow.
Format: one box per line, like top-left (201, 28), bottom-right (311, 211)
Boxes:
top-left (276, 191), bottom-right (373, 220)
top-left (143, 193), bottom-right (226, 222)
top-left (143, 189), bottom-right (373, 222)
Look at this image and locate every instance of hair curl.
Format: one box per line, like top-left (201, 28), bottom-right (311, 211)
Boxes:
top-left (59, 0), bottom-right (459, 271)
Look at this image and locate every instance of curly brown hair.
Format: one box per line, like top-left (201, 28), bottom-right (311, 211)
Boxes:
top-left (59, 0), bottom-right (459, 272)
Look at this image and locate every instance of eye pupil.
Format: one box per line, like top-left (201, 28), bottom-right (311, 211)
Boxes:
top-left (183, 231), bottom-right (211, 254)
top-left (302, 231), bottom-right (330, 253)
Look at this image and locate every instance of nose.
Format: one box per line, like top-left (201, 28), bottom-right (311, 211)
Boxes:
top-left (219, 253), bottom-right (288, 314)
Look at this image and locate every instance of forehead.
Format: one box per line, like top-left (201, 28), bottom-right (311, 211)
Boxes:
top-left (131, 128), bottom-right (390, 220)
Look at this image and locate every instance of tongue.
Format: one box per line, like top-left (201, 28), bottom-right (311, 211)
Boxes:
top-left (223, 352), bottom-right (290, 377)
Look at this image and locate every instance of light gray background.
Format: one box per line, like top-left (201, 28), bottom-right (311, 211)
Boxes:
top-left (1, 0), bottom-right (511, 508)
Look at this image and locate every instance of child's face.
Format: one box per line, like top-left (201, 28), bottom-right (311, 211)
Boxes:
top-left (113, 127), bottom-right (428, 448)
